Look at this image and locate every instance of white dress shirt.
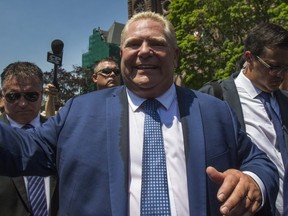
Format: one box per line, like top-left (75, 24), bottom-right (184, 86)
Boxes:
top-left (235, 70), bottom-right (284, 215)
top-left (128, 84), bottom-right (189, 216)
top-left (6, 114), bottom-right (51, 212)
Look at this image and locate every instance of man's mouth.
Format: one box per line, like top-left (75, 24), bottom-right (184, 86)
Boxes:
top-left (135, 65), bottom-right (158, 70)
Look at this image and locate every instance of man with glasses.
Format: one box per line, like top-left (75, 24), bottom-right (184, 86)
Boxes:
top-left (92, 57), bottom-right (121, 90)
top-left (0, 61), bottom-right (59, 216)
top-left (200, 22), bottom-right (288, 215)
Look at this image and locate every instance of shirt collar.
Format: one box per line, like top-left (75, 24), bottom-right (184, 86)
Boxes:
top-left (6, 114), bottom-right (41, 128)
top-left (126, 84), bottom-right (176, 112)
top-left (236, 70), bottom-right (262, 98)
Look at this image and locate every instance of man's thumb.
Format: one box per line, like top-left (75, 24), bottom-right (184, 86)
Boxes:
top-left (206, 166), bottom-right (225, 185)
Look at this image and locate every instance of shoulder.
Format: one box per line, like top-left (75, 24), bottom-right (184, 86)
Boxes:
top-left (198, 73), bottom-right (239, 100)
top-left (177, 86), bottom-right (231, 112)
top-left (59, 86), bottom-right (126, 114)
top-left (70, 86), bottom-right (126, 103)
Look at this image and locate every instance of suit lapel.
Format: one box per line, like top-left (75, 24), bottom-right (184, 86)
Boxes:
top-left (106, 86), bottom-right (129, 215)
top-left (49, 175), bottom-right (57, 198)
top-left (49, 175), bottom-right (59, 216)
top-left (276, 90), bottom-right (288, 151)
top-left (12, 177), bottom-right (31, 211)
top-left (176, 87), bottom-right (208, 215)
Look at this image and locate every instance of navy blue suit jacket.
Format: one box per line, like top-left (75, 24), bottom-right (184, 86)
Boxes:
top-left (0, 85), bottom-right (278, 215)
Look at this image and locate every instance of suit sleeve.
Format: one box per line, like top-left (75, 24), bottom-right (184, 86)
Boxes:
top-left (225, 101), bottom-right (279, 216)
top-left (0, 98), bottom-right (75, 177)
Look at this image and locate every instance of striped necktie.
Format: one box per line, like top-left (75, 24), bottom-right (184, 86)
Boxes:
top-left (140, 99), bottom-right (171, 216)
top-left (22, 124), bottom-right (48, 216)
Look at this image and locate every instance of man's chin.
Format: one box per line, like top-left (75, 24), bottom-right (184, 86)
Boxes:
top-left (107, 83), bottom-right (117, 87)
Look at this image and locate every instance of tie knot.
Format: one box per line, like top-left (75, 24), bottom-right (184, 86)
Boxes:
top-left (22, 124), bottom-right (34, 130)
top-left (142, 99), bottom-right (161, 112)
top-left (259, 91), bottom-right (271, 103)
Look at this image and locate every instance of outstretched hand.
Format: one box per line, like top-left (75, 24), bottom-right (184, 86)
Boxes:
top-left (206, 166), bottom-right (262, 216)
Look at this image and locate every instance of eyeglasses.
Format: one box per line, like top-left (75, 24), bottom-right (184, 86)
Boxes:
top-left (97, 68), bottom-right (121, 77)
top-left (4, 92), bottom-right (40, 103)
top-left (256, 56), bottom-right (288, 74)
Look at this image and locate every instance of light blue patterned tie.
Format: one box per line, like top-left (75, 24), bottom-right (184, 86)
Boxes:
top-left (22, 124), bottom-right (48, 216)
top-left (141, 99), bottom-right (171, 216)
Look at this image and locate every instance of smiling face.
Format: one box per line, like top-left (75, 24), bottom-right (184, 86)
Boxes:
top-left (120, 18), bottom-right (179, 98)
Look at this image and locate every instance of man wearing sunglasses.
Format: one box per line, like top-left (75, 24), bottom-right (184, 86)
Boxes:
top-left (200, 23), bottom-right (288, 215)
top-left (0, 61), bottom-right (59, 216)
top-left (92, 57), bottom-right (121, 90)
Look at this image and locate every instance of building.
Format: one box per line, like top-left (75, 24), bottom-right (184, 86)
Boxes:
top-left (128, 0), bottom-right (171, 18)
top-left (82, 22), bottom-right (124, 69)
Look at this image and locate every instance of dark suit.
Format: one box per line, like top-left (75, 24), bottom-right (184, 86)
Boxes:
top-left (0, 85), bottom-right (278, 216)
top-left (199, 72), bottom-right (288, 137)
top-left (0, 114), bottom-right (59, 216)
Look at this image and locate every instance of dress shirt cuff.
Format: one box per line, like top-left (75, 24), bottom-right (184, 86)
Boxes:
top-left (243, 171), bottom-right (265, 209)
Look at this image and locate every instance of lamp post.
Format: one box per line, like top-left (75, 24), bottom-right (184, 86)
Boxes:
top-left (47, 39), bottom-right (64, 89)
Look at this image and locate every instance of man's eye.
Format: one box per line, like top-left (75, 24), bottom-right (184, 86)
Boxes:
top-left (270, 65), bottom-right (281, 70)
top-left (151, 41), bottom-right (166, 47)
top-left (125, 41), bottom-right (141, 48)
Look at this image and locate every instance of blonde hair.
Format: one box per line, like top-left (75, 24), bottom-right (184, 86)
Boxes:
top-left (120, 11), bottom-right (178, 49)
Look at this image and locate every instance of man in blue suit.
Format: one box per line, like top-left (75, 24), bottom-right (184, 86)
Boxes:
top-left (0, 12), bottom-right (278, 215)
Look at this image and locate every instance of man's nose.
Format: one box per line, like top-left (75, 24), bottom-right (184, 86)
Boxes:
top-left (138, 42), bottom-right (152, 56)
top-left (17, 96), bottom-right (29, 107)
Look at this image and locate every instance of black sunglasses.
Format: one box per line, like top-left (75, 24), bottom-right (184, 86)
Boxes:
top-left (4, 92), bottom-right (40, 103)
top-left (97, 68), bottom-right (121, 76)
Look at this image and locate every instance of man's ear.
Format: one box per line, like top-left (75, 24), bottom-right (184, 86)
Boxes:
top-left (244, 51), bottom-right (253, 63)
top-left (92, 73), bottom-right (98, 83)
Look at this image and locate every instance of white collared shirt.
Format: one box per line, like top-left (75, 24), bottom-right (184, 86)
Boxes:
top-left (128, 84), bottom-right (189, 216)
top-left (6, 114), bottom-right (51, 212)
top-left (235, 70), bottom-right (284, 214)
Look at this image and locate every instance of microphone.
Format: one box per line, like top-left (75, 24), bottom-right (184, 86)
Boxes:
top-left (49, 39), bottom-right (64, 89)
top-left (51, 39), bottom-right (64, 56)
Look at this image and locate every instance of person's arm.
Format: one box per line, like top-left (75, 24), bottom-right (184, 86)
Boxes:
top-left (205, 103), bottom-right (278, 216)
top-left (44, 84), bottom-right (59, 117)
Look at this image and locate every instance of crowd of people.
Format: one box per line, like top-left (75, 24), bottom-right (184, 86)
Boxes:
top-left (0, 11), bottom-right (287, 216)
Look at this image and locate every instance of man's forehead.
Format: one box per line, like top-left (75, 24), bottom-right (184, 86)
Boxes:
top-left (3, 77), bottom-right (42, 90)
top-left (99, 61), bottom-right (117, 68)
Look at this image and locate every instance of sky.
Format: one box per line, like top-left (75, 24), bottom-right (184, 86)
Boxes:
top-left (0, 0), bottom-right (128, 72)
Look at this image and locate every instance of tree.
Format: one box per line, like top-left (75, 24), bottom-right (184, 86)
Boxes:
top-left (168, 0), bottom-right (288, 89)
top-left (43, 66), bottom-right (95, 107)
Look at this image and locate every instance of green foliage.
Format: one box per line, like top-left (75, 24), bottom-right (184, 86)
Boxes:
top-left (43, 66), bottom-right (96, 106)
top-left (168, 0), bottom-right (288, 89)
